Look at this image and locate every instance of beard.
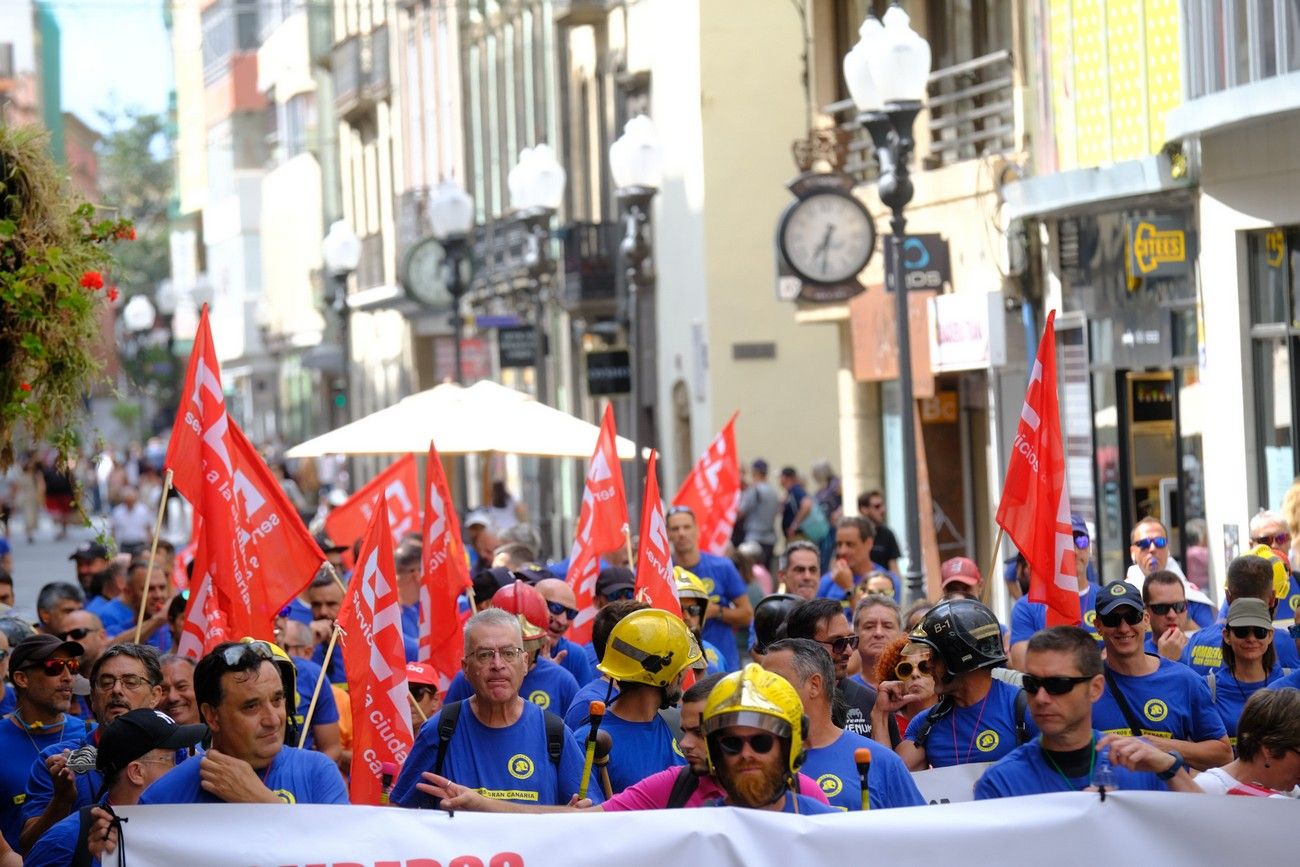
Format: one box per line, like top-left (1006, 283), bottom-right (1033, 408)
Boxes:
top-left (719, 761), bottom-right (785, 808)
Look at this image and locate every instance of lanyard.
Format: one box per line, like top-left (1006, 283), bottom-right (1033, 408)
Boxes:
top-left (1040, 735), bottom-right (1097, 791)
top-left (950, 692), bottom-right (990, 764)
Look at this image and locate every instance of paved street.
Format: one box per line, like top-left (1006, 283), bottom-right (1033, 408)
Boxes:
top-left (5, 512), bottom-right (109, 619)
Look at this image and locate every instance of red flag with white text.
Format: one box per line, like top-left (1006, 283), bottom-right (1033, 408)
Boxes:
top-left (338, 503), bottom-right (414, 805)
top-left (325, 454), bottom-right (420, 552)
top-left (176, 549), bottom-right (231, 660)
top-left (634, 451), bottom-right (678, 614)
top-left (671, 413), bottom-right (740, 555)
top-left (420, 439), bottom-right (472, 689)
top-left (995, 310), bottom-right (1079, 626)
top-left (565, 405), bottom-right (629, 644)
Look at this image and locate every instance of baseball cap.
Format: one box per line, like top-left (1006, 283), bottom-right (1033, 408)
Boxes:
top-left (595, 566), bottom-right (635, 598)
top-left (515, 563), bottom-right (552, 585)
top-left (96, 709), bottom-right (207, 777)
top-left (472, 567), bottom-right (516, 603)
top-left (405, 662), bottom-right (439, 687)
top-left (1225, 597), bottom-right (1273, 631)
top-left (464, 511), bottom-right (493, 531)
top-left (9, 634), bottom-right (85, 675)
top-left (940, 557), bottom-right (981, 588)
top-left (1095, 581), bottom-right (1143, 615)
top-left (313, 532), bottom-right (348, 554)
top-left (69, 541), bottom-right (110, 562)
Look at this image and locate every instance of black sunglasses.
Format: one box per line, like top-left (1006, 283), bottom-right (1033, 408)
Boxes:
top-left (410, 685), bottom-right (437, 701)
top-left (1022, 674), bottom-right (1094, 696)
top-left (1133, 537), bottom-right (1168, 551)
top-left (1098, 609), bottom-right (1144, 628)
top-left (546, 600), bottom-right (580, 620)
top-left (1229, 625), bottom-right (1270, 641)
top-left (58, 627), bottom-right (96, 641)
top-left (1147, 601), bottom-right (1187, 616)
top-left (816, 634), bottom-right (859, 654)
top-left (717, 732), bottom-right (778, 756)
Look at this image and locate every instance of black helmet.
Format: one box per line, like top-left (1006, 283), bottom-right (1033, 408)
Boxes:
top-left (908, 598), bottom-right (1005, 674)
top-left (752, 594), bottom-right (801, 653)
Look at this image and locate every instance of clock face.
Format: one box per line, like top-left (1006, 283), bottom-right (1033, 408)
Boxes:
top-left (778, 191), bottom-right (875, 285)
top-left (401, 237), bottom-right (454, 309)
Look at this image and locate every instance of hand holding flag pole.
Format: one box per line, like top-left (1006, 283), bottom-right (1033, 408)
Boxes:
top-left (298, 624), bottom-right (343, 750)
top-left (134, 468), bottom-right (175, 643)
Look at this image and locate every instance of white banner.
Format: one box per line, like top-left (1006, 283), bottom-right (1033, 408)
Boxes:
top-left (910, 761), bottom-right (992, 804)
top-left (112, 792), bottom-right (1292, 867)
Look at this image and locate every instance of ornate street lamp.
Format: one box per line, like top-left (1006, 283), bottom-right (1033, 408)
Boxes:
top-left (429, 179), bottom-right (475, 385)
top-left (844, 4), bottom-right (931, 602)
top-left (321, 219), bottom-right (362, 425)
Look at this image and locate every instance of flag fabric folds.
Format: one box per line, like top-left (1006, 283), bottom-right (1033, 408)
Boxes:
top-left (671, 413), bottom-right (740, 555)
top-left (565, 405), bottom-right (629, 644)
top-left (325, 453), bottom-right (421, 552)
top-left (634, 451), bottom-right (678, 615)
top-left (419, 439), bottom-right (472, 688)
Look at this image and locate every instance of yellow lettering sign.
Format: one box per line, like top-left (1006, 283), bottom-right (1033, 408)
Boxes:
top-left (1132, 222), bottom-right (1186, 274)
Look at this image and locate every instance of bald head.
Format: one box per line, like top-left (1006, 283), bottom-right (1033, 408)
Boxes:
top-left (535, 579), bottom-right (576, 645)
top-left (282, 620), bottom-right (314, 658)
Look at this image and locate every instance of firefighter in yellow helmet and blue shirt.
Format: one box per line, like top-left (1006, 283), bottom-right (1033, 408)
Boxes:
top-left (675, 567), bottom-right (727, 676)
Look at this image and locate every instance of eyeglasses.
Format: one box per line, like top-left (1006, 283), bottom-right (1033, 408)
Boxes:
top-left (681, 602), bottom-right (707, 619)
top-left (1252, 532), bottom-right (1291, 548)
top-left (133, 757), bottom-right (177, 768)
top-left (94, 674), bottom-right (154, 692)
top-left (1147, 601), bottom-right (1187, 616)
top-left (1022, 674), bottom-right (1094, 696)
top-left (410, 685), bottom-right (437, 702)
top-left (815, 634), bottom-right (859, 654)
top-left (26, 657), bottom-right (80, 677)
top-left (894, 659), bottom-right (931, 679)
top-left (219, 641), bottom-right (275, 669)
top-left (716, 732), bottom-right (778, 756)
top-left (58, 627), bottom-right (98, 641)
top-left (468, 646), bottom-right (525, 665)
top-left (603, 588), bottom-right (635, 602)
top-left (1229, 625), bottom-right (1271, 641)
top-left (1133, 537), bottom-right (1168, 551)
top-left (546, 600), bottom-right (579, 620)
top-left (1073, 533), bottom-right (1090, 550)
top-left (1098, 609), bottom-right (1144, 628)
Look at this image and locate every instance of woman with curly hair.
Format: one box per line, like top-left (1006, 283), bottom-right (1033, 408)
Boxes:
top-left (872, 635), bottom-right (938, 746)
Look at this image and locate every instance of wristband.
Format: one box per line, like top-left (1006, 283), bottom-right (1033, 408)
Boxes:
top-left (1156, 749), bottom-right (1184, 781)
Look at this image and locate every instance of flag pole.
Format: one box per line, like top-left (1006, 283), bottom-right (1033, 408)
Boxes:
top-left (623, 527), bottom-right (634, 572)
top-left (981, 526), bottom-right (1005, 607)
top-left (299, 624), bottom-right (343, 749)
top-left (410, 694), bottom-right (429, 724)
top-left (134, 469), bottom-right (175, 643)
top-left (323, 560), bottom-right (349, 594)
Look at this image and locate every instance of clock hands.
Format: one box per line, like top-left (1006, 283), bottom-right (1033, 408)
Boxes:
top-left (813, 223), bottom-right (836, 275)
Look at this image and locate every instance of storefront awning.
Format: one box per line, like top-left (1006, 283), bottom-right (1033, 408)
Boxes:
top-left (1001, 153), bottom-right (1193, 223)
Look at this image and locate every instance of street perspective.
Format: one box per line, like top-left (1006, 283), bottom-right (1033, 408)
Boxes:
top-left (3, 0), bottom-right (1300, 865)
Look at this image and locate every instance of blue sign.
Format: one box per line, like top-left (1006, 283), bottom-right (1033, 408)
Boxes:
top-left (884, 234), bottom-right (951, 292)
top-left (476, 314), bottom-right (523, 329)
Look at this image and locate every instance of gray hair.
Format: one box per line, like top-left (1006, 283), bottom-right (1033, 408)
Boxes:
top-left (854, 594), bottom-right (901, 629)
top-left (37, 581), bottom-right (85, 613)
top-left (463, 608), bottom-right (523, 654)
top-left (91, 643), bottom-right (163, 687)
top-left (763, 637), bottom-right (835, 710)
top-left (1250, 509), bottom-right (1287, 536)
top-left (282, 620), bottom-right (313, 648)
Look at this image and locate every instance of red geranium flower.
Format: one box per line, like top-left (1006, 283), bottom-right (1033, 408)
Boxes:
top-left (115, 226), bottom-right (136, 241)
top-left (19, 383), bottom-right (32, 392)
top-left (106, 287), bottom-right (119, 303)
top-left (80, 271), bottom-right (104, 290)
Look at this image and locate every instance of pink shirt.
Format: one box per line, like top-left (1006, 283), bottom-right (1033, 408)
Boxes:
top-left (602, 767), bottom-right (830, 811)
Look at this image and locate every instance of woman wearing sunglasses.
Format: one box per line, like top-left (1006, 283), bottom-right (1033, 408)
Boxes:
top-left (1208, 598), bottom-right (1290, 743)
top-left (1194, 688), bottom-right (1300, 797)
top-left (872, 636), bottom-right (937, 745)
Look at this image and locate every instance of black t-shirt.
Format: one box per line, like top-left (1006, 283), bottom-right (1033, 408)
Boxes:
top-left (870, 524), bottom-right (902, 568)
top-left (838, 677), bottom-right (878, 738)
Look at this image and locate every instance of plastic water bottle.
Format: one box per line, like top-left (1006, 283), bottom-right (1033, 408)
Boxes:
top-left (1093, 746), bottom-right (1117, 793)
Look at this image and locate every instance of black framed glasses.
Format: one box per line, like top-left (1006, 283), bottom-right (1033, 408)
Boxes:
top-left (27, 657), bottom-right (80, 677)
top-left (1133, 537), bottom-right (1168, 551)
top-left (894, 659), bottom-right (931, 679)
top-left (1098, 609), bottom-right (1144, 628)
top-left (1147, 601), bottom-right (1187, 616)
top-left (716, 732), bottom-right (778, 756)
top-left (816, 634), bottom-right (859, 654)
top-left (1229, 625), bottom-right (1271, 641)
top-left (1022, 674), bottom-right (1094, 696)
top-left (546, 600), bottom-right (579, 620)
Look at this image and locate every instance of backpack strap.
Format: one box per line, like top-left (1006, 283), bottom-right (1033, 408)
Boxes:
top-left (1014, 688), bottom-right (1030, 745)
top-left (433, 700), bottom-right (463, 779)
top-left (70, 805), bottom-right (97, 867)
top-left (1103, 668), bottom-right (1146, 737)
top-left (543, 708), bottom-right (565, 775)
top-left (665, 765), bottom-right (701, 809)
top-left (910, 696), bottom-right (954, 749)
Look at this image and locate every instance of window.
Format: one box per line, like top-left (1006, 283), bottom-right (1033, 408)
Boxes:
top-left (202, 0), bottom-right (260, 82)
top-left (1247, 228), bottom-right (1300, 511)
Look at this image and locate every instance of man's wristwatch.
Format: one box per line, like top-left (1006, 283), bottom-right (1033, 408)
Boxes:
top-left (1156, 750), bottom-right (1185, 781)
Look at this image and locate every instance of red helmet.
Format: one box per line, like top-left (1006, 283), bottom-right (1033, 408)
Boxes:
top-left (490, 581), bottom-right (549, 632)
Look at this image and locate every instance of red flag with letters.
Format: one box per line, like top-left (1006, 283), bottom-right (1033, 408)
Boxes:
top-left (175, 549), bottom-right (230, 660)
top-left (325, 454), bottom-right (420, 552)
top-left (995, 310), bottom-right (1079, 626)
top-left (634, 451), bottom-right (678, 614)
top-left (338, 503), bottom-right (414, 805)
top-left (672, 413), bottom-right (740, 555)
top-left (420, 439), bottom-right (472, 688)
top-left (565, 405), bottom-right (629, 644)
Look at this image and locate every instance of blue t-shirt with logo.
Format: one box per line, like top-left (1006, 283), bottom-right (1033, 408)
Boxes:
top-left (904, 679), bottom-right (1036, 768)
top-left (291, 655), bottom-right (340, 752)
top-left (678, 553), bottom-right (747, 672)
top-left (1207, 663), bottom-right (1287, 741)
top-left (549, 635), bottom-right (596, 685)
top-left (701, 639), bottom-right (727, 676)
top-left (392, 700), bottom-right (599, 808)
top-left (443, 658), bottom-right (579, 715)
top-left (570, 711), bottom-right (683, 794)
top-left (564, 678), bottom-right (619, 729)
top-left (975, 735), bottom-right (1167, 798)
top-left (1009, 585), bottom-right (1101, 645)
top-left (139, 746), bottom-right (347, 805)
top-left (1181, 622), bottom-right (1300, 675)
top-left (0, 714), bottom-right (88, 850)
top-left (801, 730), bottom-right (924, 811)
top-left (22, 805), bottom-right (100, 867)
top-left (1093, 657), bottom-right (1226, 742)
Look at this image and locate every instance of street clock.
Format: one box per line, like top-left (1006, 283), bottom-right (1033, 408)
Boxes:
top-left (775, 173), bottom-right (875, 303)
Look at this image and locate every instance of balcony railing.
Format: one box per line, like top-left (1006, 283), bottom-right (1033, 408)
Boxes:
top-left (558, 221), bottom-right (618, 313)
top-left (1182, 0), bottom-right (1300, 100)
top-left (333, 25), bottom-right (389, 121)
top-left (332, 35), bottom-right (360, 110)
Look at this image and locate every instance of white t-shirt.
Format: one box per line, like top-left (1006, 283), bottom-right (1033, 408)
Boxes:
top-left (1193, 766), bottom-right (1300, 798)
top-left (110, 501), bottom-right (155, 545)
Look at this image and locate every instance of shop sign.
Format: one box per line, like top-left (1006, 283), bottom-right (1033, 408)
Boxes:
top-left (586, 348), bottom-right (632, 396)
top-left (927, 291), bottom-right (1006, 372)
top-left (1126, 216), bottom-right (1191, 278)
top-left (884, 234), bottom-right (951, 292)
top-left (497, 325), bottom-right (537, 368)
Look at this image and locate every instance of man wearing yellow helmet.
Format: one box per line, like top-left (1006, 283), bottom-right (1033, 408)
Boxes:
top-left (674, 568), bottom-right (726, 676)
top-left (700, 664), bottom-right (836, 814)
top-left (1182, 554), bottom-right (1300, 675)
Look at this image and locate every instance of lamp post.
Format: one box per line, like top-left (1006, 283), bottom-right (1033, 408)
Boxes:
top-left (509, 144), bottom-right (566, 552)
top-left (122, 294), bottom-right (158, 441)
top-left (844, 5), bottom-right (931, 603)
top-left (429, 179), bottom-right (476, 386)
top-left (321, 220), bottom-right (362, 427)
top-left (609, 115), bottom-right (663, 515)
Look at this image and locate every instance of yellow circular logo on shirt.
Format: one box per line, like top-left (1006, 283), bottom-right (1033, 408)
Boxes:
top-left (1144, 699), bottom-right (1168, 723)
top-left (817, 774), bottom-right (843, 797)
top-left (528, 690), bottom-right (551, 709)
top-left (672, 739), bottom-right (684, 758)
top-left (975, 730), bottom-right (1000, 752)
top-left (272, 789), bottom-right (296, 804)
top-left (1083, 611), bottom-right (1098, 630)
top-left (508, 754), bottom-right (535, 780)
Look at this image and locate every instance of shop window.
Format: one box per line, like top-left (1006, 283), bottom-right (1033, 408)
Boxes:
top-left (1246, 228), bottom-right (1300, 511)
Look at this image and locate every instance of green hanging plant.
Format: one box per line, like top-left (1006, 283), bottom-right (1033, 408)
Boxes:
top-left (0, 125), bottom-right (133, 467)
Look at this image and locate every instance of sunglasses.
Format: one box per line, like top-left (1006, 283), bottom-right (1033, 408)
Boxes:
top-left (816, 634), bottom-right (859, 654)
top-left (894, 659), bottom-right (931, 679)
top-left (1252, 532), bottom-right (1291, 548)
top-left (1098, 609), bottom-right (1144, 628)
top-left (1022, 674), bottom-right (1094, 696)
top-left (220, 641), bottom-right (275, 669)
top-left (1133, 537), bottom-right (1168, 551)
top-left (26, 657), bottom-right (81, 677)
top-left (58, 627), bottom-right (97, 641)
top-left (716, 732), bottom-right (778, 756)
top-left (603, 588), bottom-right (635, 602)
top-left (1073, 533), bottom-right (1090, 550)
top-left (1229, 625), bottom-right (1270, 641)
top-left (410, 685), bottom-right (437, 702)
top-left (1147, 601), bottom-right (1187, 616)
top-left (546, 600), bottom-right (580, 620)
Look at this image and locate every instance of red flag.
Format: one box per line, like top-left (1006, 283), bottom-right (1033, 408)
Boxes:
top-left (325, 454), bottom-right (420, 551)
top-left (176, 552), bottom-right (230, 660)
top-left (671, 413), bottom-right (740, 555)
top-left (995, 310), bottom-right (1079, 626)
top-left (634, 451), bottom-right (678, 614)
top-left (565, 405), bottom-right (629, 644)
top-left (338, 502), bottom-right (414, 805)
top-left (419, 439), bottom-right (472, 688)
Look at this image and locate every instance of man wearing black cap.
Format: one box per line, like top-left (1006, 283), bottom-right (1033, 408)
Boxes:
top-left (68, 543), bottom-right (109, 597)
top-left (23, 708), bottom-right (206, 867)
top-left (0, 636), bottom-right (89, 850)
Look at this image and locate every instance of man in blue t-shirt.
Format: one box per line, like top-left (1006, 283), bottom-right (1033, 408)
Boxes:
top-left (667, 508), bottom-right (752, 672)
top-left (280, 620), bottom-right (341, 761)
top-left (394, 542), bottom-right (424, 663)
top-left (1181, 553), bottom-right (1300, 675)
top-left (535, 579), bottom-right (596, 686)
top-left (562, 601), bottom-right (645, 728)
top-left (139, 641), bottom-right (348, 805)
top-left (1008, 556), bottom-right (1100, 671)
top-left (761, 638), bottom-right (923, 810)
top-left (1089, 581), bottom-right (1231, 771)
top-left (976, 626), bottom-right (1202, 798)
top-left (392, 609), bottom-right (597, 808)
top-left (307, 574), bottom-right (347, 684)
top-left (816, 516), bottom-right (900, 607)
